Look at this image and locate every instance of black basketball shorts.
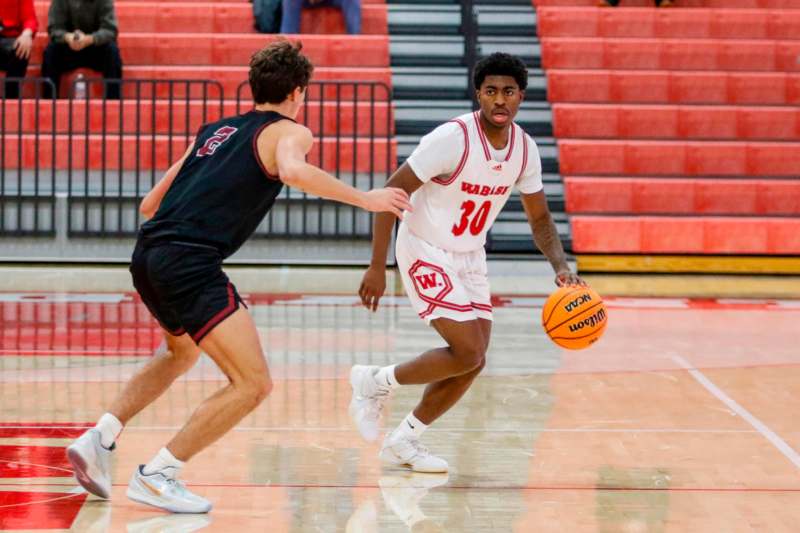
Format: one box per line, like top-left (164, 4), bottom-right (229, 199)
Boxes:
top-left (130, 241), bottom-right (246, 343)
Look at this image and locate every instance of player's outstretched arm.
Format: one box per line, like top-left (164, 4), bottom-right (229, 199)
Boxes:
top-left (360, 162), bottom-right (424, 312)
top-left (521, 190), bottom-right (585, 287)
top-left (139, 143), bottom-right (194, 220)
top-left (274, 124), bottom-right (411, 218)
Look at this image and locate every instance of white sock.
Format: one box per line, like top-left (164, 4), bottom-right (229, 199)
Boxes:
top-left (395, 412), bottom-right (427, 439)
top-left (95, 413), bottom-right (123, 449)
top-left (142, 447), bottom-right (185, 478)
top-left (374, 365), bottom-right (400, 390)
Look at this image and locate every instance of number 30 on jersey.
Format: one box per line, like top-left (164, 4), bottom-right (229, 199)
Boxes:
top-left (452, 200), bottom-right (491, 236)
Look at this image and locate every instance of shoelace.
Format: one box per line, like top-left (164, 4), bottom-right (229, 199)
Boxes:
top-left (409, 439), bottom-right (429, 458)
top-left (392, 437), bottom-right (429, 463)
top-left (164, 476), bottom-right (189, 494)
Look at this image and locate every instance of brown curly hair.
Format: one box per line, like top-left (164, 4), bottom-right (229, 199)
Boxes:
top-left (249, 40), bottom-right (314, 104)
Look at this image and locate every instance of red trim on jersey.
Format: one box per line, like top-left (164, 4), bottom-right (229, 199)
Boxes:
top-left (253, 123), bottom-right (282, 182)
top-left (473, 111), bottom-right (492, 161)
top-left (432, 119), bottom-right (469, 186)
top-left (192, 283), bottom-right (237, 342)
top-left (504, 124), bottom-right (516, 162)
top-left (418, 301), bottom-right (493, 320)
top-left (474, 111), bottom-right (516, 163)
top-left (518, 129), bottom-right (529, 181)
top-left (419, 304), bottom-right (435, 319)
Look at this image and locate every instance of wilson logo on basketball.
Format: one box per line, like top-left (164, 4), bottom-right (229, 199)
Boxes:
top-left (415, 273), bottom-right (438, 290)
top-left (568, 308), bottom-right (607, 333)
top-left (564, 294), bottom-right (592, 313)
top-left (196, 126), bottom-right (238, 157)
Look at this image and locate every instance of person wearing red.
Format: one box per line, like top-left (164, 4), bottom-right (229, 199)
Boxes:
top-left (0, 0), bottom-right (37, 98)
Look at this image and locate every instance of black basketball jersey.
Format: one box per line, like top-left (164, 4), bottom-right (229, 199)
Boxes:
top-left (139, 110), bottom-right (289, 258)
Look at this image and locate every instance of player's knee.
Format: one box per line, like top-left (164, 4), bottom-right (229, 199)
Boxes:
top-left (164, 340), bottom-right (201, 371)
top-left (452, 342), bottom-right (485, 373)
top-left (238, 373), bottom-right (272, 408)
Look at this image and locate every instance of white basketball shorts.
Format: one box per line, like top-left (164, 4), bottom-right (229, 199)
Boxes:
top-left (396, 223), bottom-right (493, 324)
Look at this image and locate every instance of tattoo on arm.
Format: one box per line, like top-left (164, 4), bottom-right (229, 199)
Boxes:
top-left (531, 212), bottom-right (568, 273)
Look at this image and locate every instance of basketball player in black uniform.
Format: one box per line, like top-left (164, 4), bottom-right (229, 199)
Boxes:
top-left (65, 40), bottom-right (411, 513)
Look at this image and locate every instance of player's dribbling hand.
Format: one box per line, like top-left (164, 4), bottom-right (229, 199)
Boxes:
top-left (555, 270), bottom-right (586, 287)
top-left (359, 266), bottom-right (386, 312)
top-left (363, 188), bottom-right (412, 219)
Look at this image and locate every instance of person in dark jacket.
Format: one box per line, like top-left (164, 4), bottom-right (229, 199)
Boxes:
top-left (0, 0), bottom-right (38, 98)
top-left (281, 0), bottom-right (360, 35)
top-left (42, 0), bottom-right (122, 99)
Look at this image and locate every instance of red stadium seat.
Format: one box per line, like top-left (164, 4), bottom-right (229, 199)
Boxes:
top-left (0, 135), bottom-right (396, 173)
top-left (757, 180), bottom-right (800, 214)
top-left (547, 70), bottom-right (800, 105)
top-left (25, 66), bottom-right (393, 99)
top-left (0, 100), bottom-right (393, 137)
top-left (533, 0), bottom-right (800, 8)
top-left (559, 140), bottom-right (800, 176)
top-left (536, 7), bottom-right (795, 40)
top-left (566, 177), bottom-right (800, 215)
top-left (30, 34), bottom-right (390, 67)
top-left (570, 216), bottom-right (800, 254)
top-left (33, 2), bottom-right (388, 34)
top-left (541, 38), bottom-right (798, 72)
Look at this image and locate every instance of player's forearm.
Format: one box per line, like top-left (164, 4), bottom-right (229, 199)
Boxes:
top-left (369, 211), bottom-right (395, 268)
top-left (531, 214), bottom-right (570, 274)
top-left (284, 163), bottom-right (367, 210)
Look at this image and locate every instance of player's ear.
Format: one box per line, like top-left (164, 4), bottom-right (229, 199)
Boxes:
top-left (288, 86), bottom-right (303, 102)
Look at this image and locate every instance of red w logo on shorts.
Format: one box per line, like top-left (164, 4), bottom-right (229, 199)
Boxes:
top-left (415, 273), bottom-right (438, 290)
top-left (196, 126), bottom-right (238, 157)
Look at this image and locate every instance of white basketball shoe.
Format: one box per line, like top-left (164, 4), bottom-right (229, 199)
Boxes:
top-left (348, 365), bottom-right (391, 441)
top-left (127, 466), bottom-right (212, 514)
top-left (379, 432), bottom-right (449, 473)
top-left (66, 428), bottom-right (114, 499)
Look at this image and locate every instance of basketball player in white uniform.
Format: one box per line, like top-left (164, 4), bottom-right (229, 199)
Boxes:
top-left (350, 53), bottom-right (585, 472)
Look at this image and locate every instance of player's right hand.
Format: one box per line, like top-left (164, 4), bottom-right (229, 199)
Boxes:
top-left (363, 187), bottom-right (412, 220)
top-left (359, 266), bottom-right (386, 312)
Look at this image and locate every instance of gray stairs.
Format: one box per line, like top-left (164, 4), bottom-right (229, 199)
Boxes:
top-left (388, 0), bottom-right (570, 254)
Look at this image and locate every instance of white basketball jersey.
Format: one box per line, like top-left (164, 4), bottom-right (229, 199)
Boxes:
top-left (403, 111), bottom-right (543, 253)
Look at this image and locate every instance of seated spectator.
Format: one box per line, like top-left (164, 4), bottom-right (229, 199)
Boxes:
top-left (253, 0), bottom-right (282, 34)
top-left (0, 0), bottom-right (37, 99)
top-left (281, 0), bottom-right (360, 35)
top-left (603, 0), bottom-right (672, 5)
top-left (42, 0), bottom-right (122, 99)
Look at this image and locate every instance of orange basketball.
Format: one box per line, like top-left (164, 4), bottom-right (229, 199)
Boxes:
top-left (542, 285), bottom-right (607, 350)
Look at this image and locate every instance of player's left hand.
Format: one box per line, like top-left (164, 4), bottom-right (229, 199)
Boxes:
top-left (555, 270), bottom-right (586, 287)
top-left (359, 265), bottom-right (386, 312)
top-left (363, 188), bottom-right (412, 220)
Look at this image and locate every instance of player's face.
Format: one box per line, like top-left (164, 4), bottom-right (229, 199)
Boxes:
top-left (476, 76), bottom-right (524, 128)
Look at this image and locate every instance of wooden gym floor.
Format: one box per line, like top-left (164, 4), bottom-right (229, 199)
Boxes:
top-left (0, 289), bottom-right (799, 532)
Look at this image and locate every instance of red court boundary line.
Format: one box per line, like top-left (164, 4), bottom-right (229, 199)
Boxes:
top-left (6, 482), bottom-right (800, 493)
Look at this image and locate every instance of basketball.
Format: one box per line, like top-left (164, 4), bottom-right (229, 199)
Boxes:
top-left (542, 286), bottom-right (608, 350)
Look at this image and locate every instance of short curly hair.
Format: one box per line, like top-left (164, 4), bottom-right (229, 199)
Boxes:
top-left (473, 53), bottom-right (528, 92)
top-left (249, 40), bottom-right (314, 104)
